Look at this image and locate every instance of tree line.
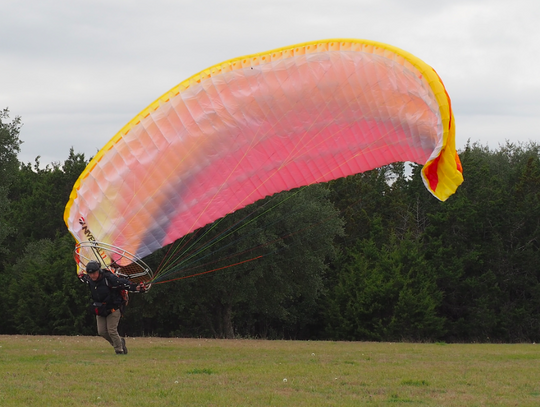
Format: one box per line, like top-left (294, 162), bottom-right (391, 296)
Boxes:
top-left (1, 108), bottom-right (539, 342)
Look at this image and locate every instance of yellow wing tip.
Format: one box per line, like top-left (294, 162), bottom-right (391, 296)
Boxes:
top-left (422, 149), bottom-right (464, 201)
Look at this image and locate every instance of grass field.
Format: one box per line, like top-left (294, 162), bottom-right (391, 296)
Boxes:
top-left (0, 335), bottom-right (539, 406)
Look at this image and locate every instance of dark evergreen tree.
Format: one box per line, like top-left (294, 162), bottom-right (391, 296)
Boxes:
top-left (3, 234), bottom-right (93, 335)
top-left (0, 108), bottom-right (22, 269)
top-left (6, 149), bottom-right (88, 264)
top-left (414, 142), bottom-right (540, 342)
top-left (325, 231), bottom-right (445, 341)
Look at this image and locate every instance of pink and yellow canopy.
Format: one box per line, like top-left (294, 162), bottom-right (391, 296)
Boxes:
top-left (64, 38), bottom-right (463, 261)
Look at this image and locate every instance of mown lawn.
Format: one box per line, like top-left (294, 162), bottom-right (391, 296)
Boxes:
top-left (0, 335), bottom-right (539, 406)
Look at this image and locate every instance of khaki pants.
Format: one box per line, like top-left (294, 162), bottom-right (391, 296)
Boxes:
top-left (96, 309), bottom-right (123, 352)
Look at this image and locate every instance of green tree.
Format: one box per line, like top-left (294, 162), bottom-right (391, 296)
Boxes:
top-left (420, 142), bottom-right (540, 341)
top-left (5, 149), bottom-right (88, 264)
top-left (0, 108), bottom-right (22, 265)
top-left (127, 184), bottom-right (344, 339)
top-left (325, 233), bottom-right (445, 341)
top-left (3, 234), bottom-right (92, 335)
top-left (1, 143), bottom-right (89, 335)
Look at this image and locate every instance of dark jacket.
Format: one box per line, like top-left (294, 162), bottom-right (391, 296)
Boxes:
top-left (80, 270), bottom-right (138, 310)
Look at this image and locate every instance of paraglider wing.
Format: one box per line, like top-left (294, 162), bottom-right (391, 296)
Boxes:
top-left (64, 39), bottom-right (463, 262)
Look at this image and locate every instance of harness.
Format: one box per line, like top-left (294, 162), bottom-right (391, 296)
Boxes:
top-left (89, 272), bottom-right (127, 317)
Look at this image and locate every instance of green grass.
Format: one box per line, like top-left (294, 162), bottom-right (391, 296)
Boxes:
top-left (0, 335), bottom-right (539, 406)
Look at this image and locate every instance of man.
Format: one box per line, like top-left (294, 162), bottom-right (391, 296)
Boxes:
top-left (78, 260), bottom-right (146, 354)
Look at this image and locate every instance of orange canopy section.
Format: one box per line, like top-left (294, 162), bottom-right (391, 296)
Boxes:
top-left (65, 38), bottom-right (463, 261)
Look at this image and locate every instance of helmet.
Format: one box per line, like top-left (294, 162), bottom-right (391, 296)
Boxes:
top-left (86, 261), bottom-right (101, 273)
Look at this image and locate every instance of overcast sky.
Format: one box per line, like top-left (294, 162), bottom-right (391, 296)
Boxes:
top-left (1, 0), bottom-right (539, 165)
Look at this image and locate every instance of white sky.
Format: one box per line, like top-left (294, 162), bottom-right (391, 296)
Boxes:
top-left (1, 0), bottom-right (539, 165)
